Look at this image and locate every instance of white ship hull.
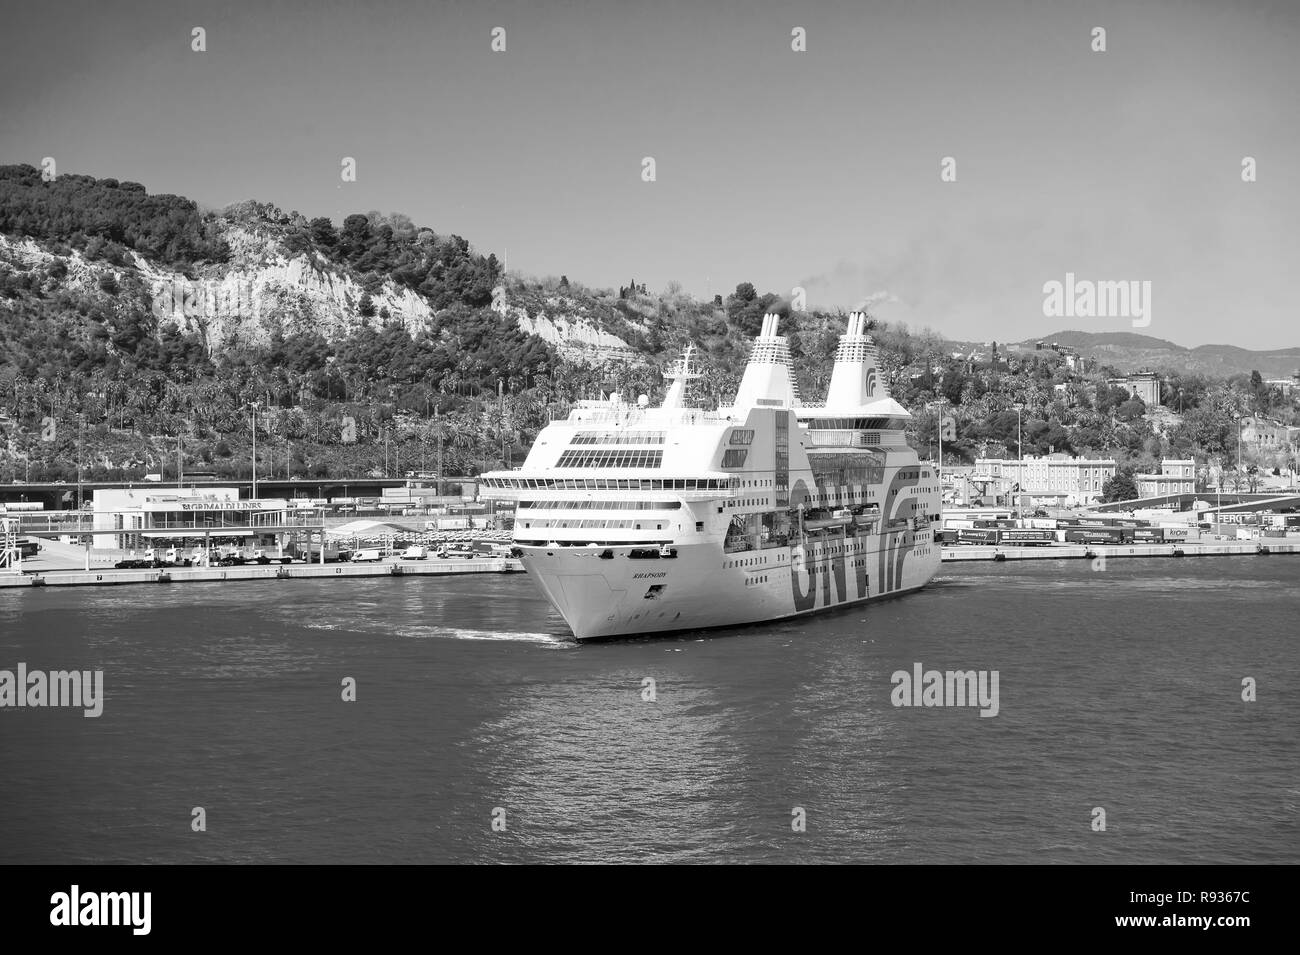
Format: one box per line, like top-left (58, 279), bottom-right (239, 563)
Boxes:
top-left (520, 530), bottom-right (941, 640)
top-left (483, 310), bottom-right (942, 642)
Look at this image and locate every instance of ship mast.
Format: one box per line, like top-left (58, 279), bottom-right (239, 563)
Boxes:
top-left (661, 344), bottom-right (700, 409)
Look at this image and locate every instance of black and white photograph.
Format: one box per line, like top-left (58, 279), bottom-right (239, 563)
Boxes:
top-left (0, 0), bottom-right (1295, 916)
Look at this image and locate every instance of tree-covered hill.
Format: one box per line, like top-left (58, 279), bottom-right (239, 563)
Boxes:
top-left (1, 164), bottom-right (1296, 487)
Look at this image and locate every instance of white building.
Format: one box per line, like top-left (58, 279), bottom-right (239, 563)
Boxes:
top-left (1264, 375), bottom-right (1300, 397)
top-left (1134, 459), bottom-right (1196, 498)
top-left (1240, 416), bottom-right (1290, 451)
top-left (1109, 371), bottom-right (1161, 408)
top-left (91, 487), bottom-right (289, 551)
top-left (973, 454), bottom-right (1117, 504)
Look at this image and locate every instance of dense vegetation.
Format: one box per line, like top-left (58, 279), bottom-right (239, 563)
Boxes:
top-left (0, 164), bottom-right (230, 272)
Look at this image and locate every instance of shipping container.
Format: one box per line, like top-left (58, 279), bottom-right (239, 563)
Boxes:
top-left (1064, 527), bottom-right (1127, 544)
top-left (996, 528), bottom-right (1056, 545)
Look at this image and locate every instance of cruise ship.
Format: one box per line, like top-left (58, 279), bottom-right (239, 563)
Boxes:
top-left (480, 311), bottom-right (941, 639)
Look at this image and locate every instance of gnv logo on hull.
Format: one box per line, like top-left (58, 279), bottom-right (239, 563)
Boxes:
top-left (791, 544), bottom-right (868, 612)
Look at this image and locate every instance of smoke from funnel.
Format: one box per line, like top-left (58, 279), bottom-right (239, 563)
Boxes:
top-left (854, 290), bottom-right (898, 312)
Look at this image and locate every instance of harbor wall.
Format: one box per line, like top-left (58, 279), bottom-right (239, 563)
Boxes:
top-left (940, 542), bottom-right (1300, 561)
top-left (1, 557), bottom-right (523, 588)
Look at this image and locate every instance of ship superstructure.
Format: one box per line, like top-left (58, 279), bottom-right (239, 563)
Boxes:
top-left (480, 312), bottom-right (941, 639)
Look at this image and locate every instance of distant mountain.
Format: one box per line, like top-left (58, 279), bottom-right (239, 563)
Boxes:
top-left (1014, 330), bottom-right (1300, 379)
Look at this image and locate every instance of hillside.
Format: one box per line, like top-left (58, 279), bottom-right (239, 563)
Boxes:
top-left (0, 165), bottom-right (861, 480)
top-left (1, 163), bottom-right (1296, 488)
top-left (1021, 330), bottom-right (1300, 378)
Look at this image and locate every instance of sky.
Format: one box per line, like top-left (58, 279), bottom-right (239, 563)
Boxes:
top-left (2, 0), bottom-right (1297, 349)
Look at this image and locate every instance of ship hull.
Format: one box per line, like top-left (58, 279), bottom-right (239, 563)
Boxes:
top-left (520, 532), bottom-right (941, 640)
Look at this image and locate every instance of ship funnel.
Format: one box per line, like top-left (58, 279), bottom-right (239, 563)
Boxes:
top-left (824, 310), bottom-right (887, 408)
top-left (730, 313), bottom-right (800, 410)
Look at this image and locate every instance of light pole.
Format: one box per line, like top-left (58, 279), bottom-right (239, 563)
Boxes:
top-left (935, 398), bottom-right (946, 481)
top-left (1237, 416), bottom-right (1243, 481)
top-left (76, 414), bottom-right (84, 512)
top-left (244, 401), bottom-right (261, 501)
top-left (1013, 403), bottom-right (1024, 525)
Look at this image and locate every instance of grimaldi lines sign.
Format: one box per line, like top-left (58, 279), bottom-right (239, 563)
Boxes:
top-left (141, 499), bottom-right (289, 513)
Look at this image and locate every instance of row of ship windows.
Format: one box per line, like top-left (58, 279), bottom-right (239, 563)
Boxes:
top-left (805, 417), bottom-right (908, 430)
top-left (745, 576), bottom-right (769, 586)
top-left (555, 450), bottom-right (664, 468)
top-left (805, 431), bottom-right (882, 447)
top-left (569, 431), bottom-right (666, 445)
top-left (518, 500), bottom-right (682, 511)
top-left (808, 491), bottom-right (878, 502)
top-left (725, 555), bottom-right (775, 569)
top-left (808, 452), bottom-right (887, 469)
top-left (811, 469), bottom-right (885, 485)
top-left (482, 478), bottom-right (734, 490)
top-left (807, 543), bottom-right (859, 556)
top-left (521, 519), bottom-right (668, 530)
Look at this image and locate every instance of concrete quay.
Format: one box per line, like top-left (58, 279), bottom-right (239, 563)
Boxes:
top-left (941, 541), bottom-right (1300, 561)
top-left (0, 557), bottom-right (523, 588)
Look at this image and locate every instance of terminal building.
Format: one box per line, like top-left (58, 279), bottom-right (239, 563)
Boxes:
top-left (973, 454), bottom-right (1118, 505)
top-left (91, 487), bottom-right (290, 552)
